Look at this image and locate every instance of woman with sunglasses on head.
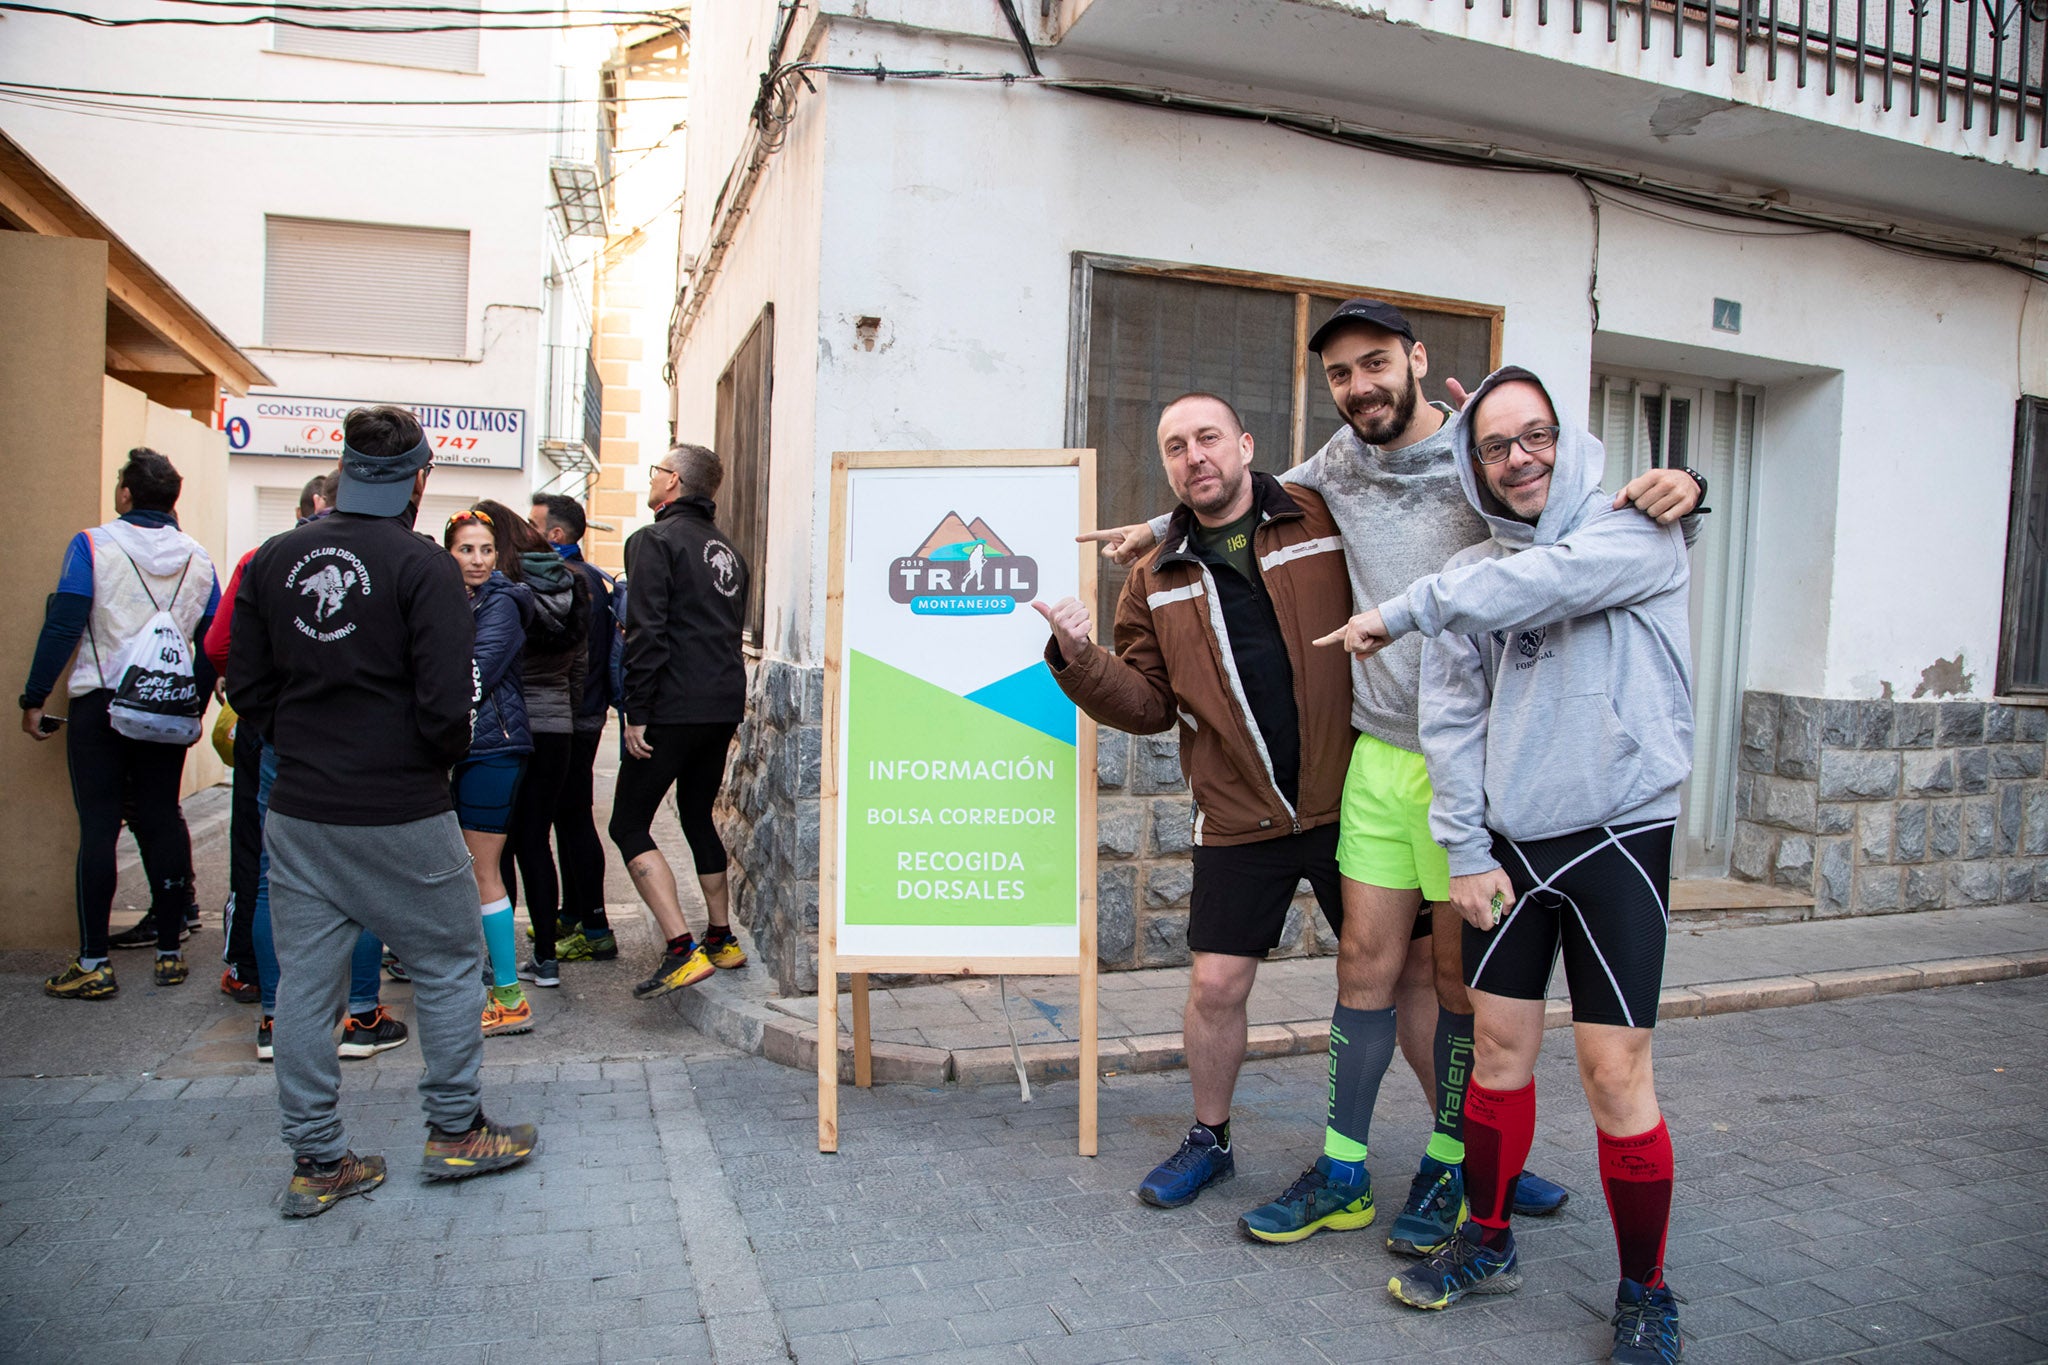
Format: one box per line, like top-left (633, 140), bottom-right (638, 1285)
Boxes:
top-left (444, 508), bottom-right (536, 1037)
top-left (466, 500), bottom-right (590, 991)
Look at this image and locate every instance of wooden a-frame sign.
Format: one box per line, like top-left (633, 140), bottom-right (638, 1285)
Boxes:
top-left (819, 448), bottom-right (1099, 1155)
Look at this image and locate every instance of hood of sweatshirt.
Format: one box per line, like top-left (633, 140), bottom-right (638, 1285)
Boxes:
top-left (99, 513), bottom-right (207, 578)
top-left (518, 551), bottom-right (577, 631)
top-left (1449, 365), bottom-right (1610, 552)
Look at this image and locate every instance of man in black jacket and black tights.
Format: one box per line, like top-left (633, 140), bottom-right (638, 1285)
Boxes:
top-left (610, 442), bottom-right (751, 1001)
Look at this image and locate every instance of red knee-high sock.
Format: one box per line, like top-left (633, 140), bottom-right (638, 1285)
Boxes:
top-left (1598, 1118), bottom-right (1674, 1288)
top-left (1464, 1080), bottom-right (1535, 1250)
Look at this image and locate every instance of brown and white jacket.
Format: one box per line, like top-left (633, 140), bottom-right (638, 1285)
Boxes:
top-left (1047, 474), bottom-right (1355, 847)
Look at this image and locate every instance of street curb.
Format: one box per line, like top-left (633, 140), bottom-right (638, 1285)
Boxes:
top-left (686, 947), bottom-right (2048, 1087)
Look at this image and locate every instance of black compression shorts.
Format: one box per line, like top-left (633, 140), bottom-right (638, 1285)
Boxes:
top-left (1188, 823), bottom-right (1343, 958)
top-left (1461, 820), bottom-right (1673, 1029)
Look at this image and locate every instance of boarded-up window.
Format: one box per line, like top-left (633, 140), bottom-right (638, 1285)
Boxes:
top-left (1999, 397), bottom-right (2048, 693)
top-left (714, 305), bottom-right (772, 644)
top-left (264, 216), bottom-right (469, 358)
top-left (271, 1), bottom-right (481, 72)
top-left (1074, 260), bottom-right (1501, 623)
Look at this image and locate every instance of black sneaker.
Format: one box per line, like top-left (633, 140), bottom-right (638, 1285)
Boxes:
top-left (107, 914), bottom-right (163, 949)
top-left (256, 1016), bottom-right (274, 1063)
top-left (1611, 1277), bottom-right (1684, 1364)
top-left (337, 1007), bottom-right (410, 1059)
top-left (281, 1151), bottom-right (386, 1218)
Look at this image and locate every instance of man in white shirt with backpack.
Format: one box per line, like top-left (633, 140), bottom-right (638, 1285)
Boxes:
top-left (20, 448), bottom-right (220, 999)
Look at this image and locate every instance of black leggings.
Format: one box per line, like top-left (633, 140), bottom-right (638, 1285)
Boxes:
top-left (68, 689), bottom-right (193, 957)
top-left (501, 732), bottom-right (573, 961)
top-left (553, 729), bottom-right (610, 933)
top-left (607, 722), bottom-right (735, 874)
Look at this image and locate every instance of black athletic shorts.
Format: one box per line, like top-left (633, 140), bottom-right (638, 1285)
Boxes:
top-left (1462, 819), bottom-right (1673, 1029)
top-left (1189, 823), bottom-right (1343, 958)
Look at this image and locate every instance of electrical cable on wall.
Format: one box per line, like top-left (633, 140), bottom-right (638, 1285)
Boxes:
top-left (0, 0), bottom-right (686, 33)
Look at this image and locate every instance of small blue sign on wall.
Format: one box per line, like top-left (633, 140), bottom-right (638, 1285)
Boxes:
top-left (1713, 298), bottom-right (1742, 333)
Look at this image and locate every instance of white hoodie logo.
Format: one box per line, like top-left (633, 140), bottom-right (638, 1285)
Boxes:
top-left (285, 548), bottom-right (373, 642)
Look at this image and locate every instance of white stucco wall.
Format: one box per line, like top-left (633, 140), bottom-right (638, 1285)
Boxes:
top-left (0, 2), bottom-right (564, 560)
top-left (674, 19), bottom-right (2039, 702)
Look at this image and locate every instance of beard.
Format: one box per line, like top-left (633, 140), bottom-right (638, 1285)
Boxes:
top-left (1344, 374), bottom-right (1421, 446)
top-left (1181, 467), bottom-right (1248, 519)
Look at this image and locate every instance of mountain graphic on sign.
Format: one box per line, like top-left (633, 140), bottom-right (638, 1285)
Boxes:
top-left (915, 512), bottom-right (1013, 559)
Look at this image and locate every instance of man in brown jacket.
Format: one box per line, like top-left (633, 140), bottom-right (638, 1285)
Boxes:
top-left (1035, 392), bottom-right (1421, 1242)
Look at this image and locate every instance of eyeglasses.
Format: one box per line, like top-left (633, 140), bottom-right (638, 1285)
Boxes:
top-left (1474, 425), bottom-right (1560, 466)
top-left (445, 508), bottom-right (494, 530)
top-left (649, 463), bottom-right (678, 479)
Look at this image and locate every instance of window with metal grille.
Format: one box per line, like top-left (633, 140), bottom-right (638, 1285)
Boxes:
top-left (264, 216), bottom-right (470, 358)
top-left (270, 0), bottom-right (481, 72)
top-left (714, 305), bottom-right (773, 644)
top-left (1069, 256), bottom-right (1501, 623)
top-left (1998, 396), bottom-right (2048, 694)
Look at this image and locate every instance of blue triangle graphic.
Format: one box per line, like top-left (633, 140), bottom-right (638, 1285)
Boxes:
top-left (964, 661), bottom-right (1075, 746)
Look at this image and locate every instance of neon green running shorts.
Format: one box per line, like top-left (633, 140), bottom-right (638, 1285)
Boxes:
top-left (1337, 731), bottom-right (1450, 903)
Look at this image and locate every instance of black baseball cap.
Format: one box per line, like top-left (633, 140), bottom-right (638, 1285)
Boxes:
top-left (335, 432), bottom-right (433, 516)
top-left (1308, 299), bottom-right (1417, 355)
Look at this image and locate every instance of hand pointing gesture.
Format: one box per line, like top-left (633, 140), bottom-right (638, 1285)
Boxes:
top-left (1033, 597), bottom-right (1095, 665)
top-left (1312, 607), bottom-right (1393, 658)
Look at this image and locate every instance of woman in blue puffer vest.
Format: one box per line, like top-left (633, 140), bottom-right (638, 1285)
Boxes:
top-left (444, 508), bottom-right (536, 1037)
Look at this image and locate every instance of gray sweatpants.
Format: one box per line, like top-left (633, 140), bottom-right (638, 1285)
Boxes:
top-left (266, 810), bottom-right (485, 1162)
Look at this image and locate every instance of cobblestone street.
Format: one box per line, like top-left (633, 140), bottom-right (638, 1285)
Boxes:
top-left (2, 975), bottom-right (2044, 1363)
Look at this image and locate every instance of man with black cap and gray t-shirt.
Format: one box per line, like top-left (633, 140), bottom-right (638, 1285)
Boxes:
top-left (228, 404), bottom-right (537, 1218)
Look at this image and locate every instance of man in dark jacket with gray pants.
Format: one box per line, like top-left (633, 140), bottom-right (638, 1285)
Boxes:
top-left (228, 405), bottom-right (537, 1218)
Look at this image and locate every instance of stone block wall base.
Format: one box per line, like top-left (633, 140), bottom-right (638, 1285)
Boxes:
top-left (1732, 691), bottom-right (2048, 915)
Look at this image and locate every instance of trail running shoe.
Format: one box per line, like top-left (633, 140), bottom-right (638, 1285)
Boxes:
top-left (702, 933), bottom-right (748, 970)
top-left (582, 930), bottom-right (618, 961)
top-left (1387, 1156), bottom-right (1467, 1257)
top-left (632, 945), bottom-right (713, 1000)
top-left (153, 954), bottom-right (189, 986)
top-left (1512, 1168), bottom-right (1571, 1217)
top-left (220, 965), bottom-right (260, 1003)
top-left (280, 1151), bottom-right (386, 1218)
top-left (338, 1006), bottom-right (410, 1059)
top-left (257, 1016), bottom-right (274, 1062)
top-left (381, 950), bottom-right (410, 984)
top-left (1388, 1222), bottom-right (1522, 1310)
top-left (553, 930), bottom-right (592, 962)
top-left (43, 961), bottom-right (117, 1000)
top-left (518, 958), bottom-right (560, 988)
top-left (1137, 1125), bottom-right (1234, 1209)
top-left (422, 1112), bottom-right (538, 1181)
top-left (109, 914), bottom-right (168, 949)
top-left (1611, 1277), bottom-right (1684, 1364)
top-left (1238, 1156), bottom-right (1374, 1244)
top-left (481, 994), bottom-right (533, 1037)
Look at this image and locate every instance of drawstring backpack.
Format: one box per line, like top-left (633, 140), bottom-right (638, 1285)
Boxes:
top-left (89, 556), bottom-right (205, 746)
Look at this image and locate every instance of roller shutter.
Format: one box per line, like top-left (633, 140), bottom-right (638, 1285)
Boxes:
top-left (271, 2), bottom-right (481, 72)
top-left (264, 216), bottom-right (469, 358)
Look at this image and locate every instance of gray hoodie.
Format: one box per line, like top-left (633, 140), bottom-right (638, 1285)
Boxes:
top-left (1381, 367), bottom-right (1694, 877)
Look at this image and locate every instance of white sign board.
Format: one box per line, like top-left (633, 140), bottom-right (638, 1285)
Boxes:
top-left (832, 461), bottom-right (1087, 962)
top-left (221, 393), bottom-right (526, 470)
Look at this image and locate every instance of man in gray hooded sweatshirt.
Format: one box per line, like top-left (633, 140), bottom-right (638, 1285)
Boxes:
top-left (1344, 367), bottom-right (1689, 1365)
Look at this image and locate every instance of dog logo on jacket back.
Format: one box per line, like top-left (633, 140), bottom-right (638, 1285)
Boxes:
top-left (284, 548), bottom-right (372, 643)
top-left (704, 540), bottom-right (741, 599)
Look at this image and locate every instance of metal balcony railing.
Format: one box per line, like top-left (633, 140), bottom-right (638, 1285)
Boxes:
top-left (1451, 0), bottom-right (2048, 143)
top-left (542, 341), bottom-right (602, 456)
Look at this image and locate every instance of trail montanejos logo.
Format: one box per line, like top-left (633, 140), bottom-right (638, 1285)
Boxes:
top-left (888, 513), bottom-right (1039, 616)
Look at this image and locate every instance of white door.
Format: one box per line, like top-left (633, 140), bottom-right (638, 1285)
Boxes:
top-left (1590, 373), bottom-right (1760, 877)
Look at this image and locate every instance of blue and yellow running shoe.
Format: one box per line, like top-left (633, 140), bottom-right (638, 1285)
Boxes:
top-left (1611, 1277), bottom-right (1684, 1364)
top-left (1388, 1222), bottom-right (1522, 1309)
top-left (1137, 1125), bottom-right (1234, 1209)
top-left (1238, 1156), bottom-right (1373, 1244)
top-left (1387, 1155), bottom-right (1466, 1257)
